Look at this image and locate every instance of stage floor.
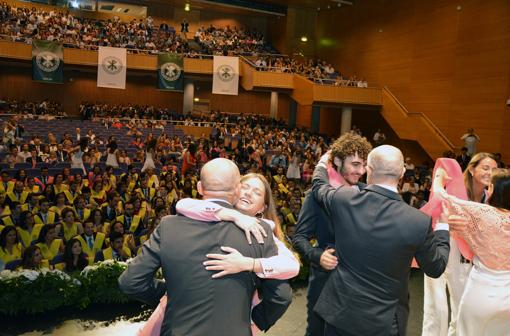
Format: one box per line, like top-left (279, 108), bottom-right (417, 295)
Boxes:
top-left (16, 271), bottom-right (424, 336)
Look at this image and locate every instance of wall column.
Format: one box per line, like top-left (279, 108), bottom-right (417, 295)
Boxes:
top-left (183, 79), bottom-right (194, 114)
top-left (341, 106), bottom-right (352, 135)
top-left (288, 99), bottom-right (297, 128)
top-left (311, 105), bottom-right (321, 133)
top-left (270, 91), bottom-right (279, 119)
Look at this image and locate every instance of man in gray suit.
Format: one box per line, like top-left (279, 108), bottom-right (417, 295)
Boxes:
top-left (312, 145), bottom-right (450, 336)
top-left (119, 158), bottom-right (292, 336)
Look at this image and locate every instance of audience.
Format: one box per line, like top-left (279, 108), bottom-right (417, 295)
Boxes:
top-left (0, 3), bottom-right (273, 56)
top-left (250, 56), bottom-right (368, 87)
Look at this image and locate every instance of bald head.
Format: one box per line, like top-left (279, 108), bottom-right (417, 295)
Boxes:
top-left (199, 158), bottom-right (240, 195)
top-left (367, 145), bottom-right (405, 185)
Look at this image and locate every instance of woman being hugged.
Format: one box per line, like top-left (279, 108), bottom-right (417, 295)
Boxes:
top-left (139, 172), bottom-right (299, 336)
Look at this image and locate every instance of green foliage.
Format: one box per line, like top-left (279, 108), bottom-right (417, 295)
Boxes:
top-left (81, 260), bottom-right (131, 305)
top-left (0, 260), bottom-right (133, 316)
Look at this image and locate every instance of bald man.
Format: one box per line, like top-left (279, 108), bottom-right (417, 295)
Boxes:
top-left (311, 145), bottom-right (450, 336)
top-left (119, 158), bottom-right (291, 336)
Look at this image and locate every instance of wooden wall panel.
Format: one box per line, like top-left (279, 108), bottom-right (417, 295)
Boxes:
top-left (295, 104), bottom-right (312, 128)
top-left (319, 107), bottom-right (342, 136)
top-left (0, 64), bottom-right (291, 118)
top-left (195, 81), bottom-right (289, 116)
top-left (0, 65), bottom-right (183, 115)
top-left (352, 109), bottom-right (432, 164)
top-left (315, 0), bottom-right (510, 160)
top-left (266, 16), bottom-right (288, 54)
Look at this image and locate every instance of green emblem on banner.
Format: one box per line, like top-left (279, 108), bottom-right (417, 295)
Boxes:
top-left (158, 53), bottom-right (184, 91)
top-left (32, 40), bottom-right (63, 84)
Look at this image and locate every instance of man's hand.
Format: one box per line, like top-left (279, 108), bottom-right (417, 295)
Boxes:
top-left (320, 248), bottom-right (338, 271)
top-left (204, 246), bottom-right (253, 278)
top-left (438, 200), bottom-right (450, 223)
top-left (317, 151), bottom-right (332, 169)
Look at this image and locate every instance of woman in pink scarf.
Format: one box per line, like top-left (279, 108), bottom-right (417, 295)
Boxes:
top-left (425, 158), bottom-right (509, 336)
top-left (419, 158), bottom-right (473, 336)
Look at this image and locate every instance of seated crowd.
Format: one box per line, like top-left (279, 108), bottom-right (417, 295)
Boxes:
top-left (252, 56), bottom-right (368, 87)
top-left (0, 2), bottom-right (362, 84)
top-left (193, 24), bottom-right (275, 56)
top-left (0, 97), bottom-right (65, 117)
top-left (0, 2), bottom-right (273, 56)
top-left (0, 103), bottom-right (335, 274)
top-left (2, 99), bottom-right (505, 276)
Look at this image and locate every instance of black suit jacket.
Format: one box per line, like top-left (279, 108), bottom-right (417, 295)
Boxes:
top-left (312, 166), bottom-right (450, 336)
top-left (118, 201), bottom-right (292, 336)
top-left (292, 182), bottom-right (364, 268)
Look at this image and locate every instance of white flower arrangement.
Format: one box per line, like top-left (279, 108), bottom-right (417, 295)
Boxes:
top-left (21, 269), bottom-right (40, 281)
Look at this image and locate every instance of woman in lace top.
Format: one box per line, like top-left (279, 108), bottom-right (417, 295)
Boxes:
top-left (434, 167), bottom-right (510, 336)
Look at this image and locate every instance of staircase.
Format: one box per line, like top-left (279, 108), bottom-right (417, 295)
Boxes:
top-left (381, 87), bottom-right (456, 159)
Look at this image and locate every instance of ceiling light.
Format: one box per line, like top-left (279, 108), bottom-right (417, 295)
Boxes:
top-left (184, 3), bottom-right (190, 11)
top-left (300, 36), bottom-right (308, 42)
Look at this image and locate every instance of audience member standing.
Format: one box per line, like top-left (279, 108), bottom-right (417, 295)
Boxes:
top-left (460, 128), bottom-right (480, 156)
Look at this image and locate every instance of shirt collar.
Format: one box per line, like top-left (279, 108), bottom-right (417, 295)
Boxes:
top-left (375, 184), bottom-right (399, 194)
top-left (203, 198), bottom-right (232, 206)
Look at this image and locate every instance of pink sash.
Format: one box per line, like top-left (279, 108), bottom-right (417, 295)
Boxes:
top-left (412, 158), bottom-right (473, 268)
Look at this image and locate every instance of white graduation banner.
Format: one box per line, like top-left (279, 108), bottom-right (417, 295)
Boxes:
top-left (212, 56), bottom-right (239, 95)
top-left (97, 47), bottom-right (127, 89)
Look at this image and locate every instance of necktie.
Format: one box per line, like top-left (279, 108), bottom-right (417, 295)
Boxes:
top-left (126, 217), bottom-right (131, 229)
top-left (87, 236), bottom-right (94, 249)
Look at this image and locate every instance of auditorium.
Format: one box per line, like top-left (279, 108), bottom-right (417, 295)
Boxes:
top-left (0, 0), bottom-right (509, 335)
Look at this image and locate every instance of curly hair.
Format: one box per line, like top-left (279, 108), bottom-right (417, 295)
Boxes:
top-left (329, 133), bottom-right (372, 165)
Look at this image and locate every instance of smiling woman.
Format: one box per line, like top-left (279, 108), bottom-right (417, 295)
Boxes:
top-left (464, 153), bottom-right (498, 203)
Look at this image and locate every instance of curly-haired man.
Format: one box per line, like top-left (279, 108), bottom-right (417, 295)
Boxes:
top-left (293, 132), bottom-right (372, 336)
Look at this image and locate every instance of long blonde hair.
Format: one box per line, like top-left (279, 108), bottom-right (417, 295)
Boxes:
top-left (463, 152), bottom-right (496, 201)
top-left (241, 173), bottom-right (284, 242)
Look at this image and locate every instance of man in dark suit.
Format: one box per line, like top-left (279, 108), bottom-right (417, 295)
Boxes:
top-left (119, 158), bottom-right (292, 336)
top-left (456, 147), bottom-right (471, 171)
top-left (293, 133), bottom-right (373, 336)
top-left (312, 145), bottom-right (450, 336)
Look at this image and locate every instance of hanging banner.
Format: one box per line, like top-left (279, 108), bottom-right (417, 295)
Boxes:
top-left (158, 53), bottom-right (184, 91)
top-left (32, 40), bottom-right (63, 84)
top-left (97, 47), bottom-right (127, 89)
top-left (212, 56), bottom-right (239, 95)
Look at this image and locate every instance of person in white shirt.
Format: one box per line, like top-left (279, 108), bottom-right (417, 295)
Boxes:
top-left (460, 128), bottom-right (480, 156)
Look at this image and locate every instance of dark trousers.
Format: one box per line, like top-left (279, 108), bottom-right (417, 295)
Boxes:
top-left (305, 266), bottom-right (330, 336)
top-left (324, 315), bottom-right (400, 336)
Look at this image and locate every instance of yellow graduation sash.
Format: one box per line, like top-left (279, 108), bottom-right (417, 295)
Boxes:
top-left (63, 223), bottom-right (79, 242)
top-left (77, 232), bottom-right (105, 264)
top-left (17, 224), bottom-right (43, 248)
top-left (102, 246), bottom-right (131, 261)
top-left (37, 239), bottom-right (62, 260)
top-left (34, 211), bottom-right (57, 225)
top-left (0, 243), bottom-right (22, 264)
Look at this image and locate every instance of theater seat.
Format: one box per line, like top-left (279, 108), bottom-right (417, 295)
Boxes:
top-left (4, 259), bottom-right (22, 271)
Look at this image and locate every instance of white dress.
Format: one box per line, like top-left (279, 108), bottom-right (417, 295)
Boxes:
top-left (141, 150), bottom-right (155, 173)
top-left (286, 156), bottom-right (301, 179)
top-left (71, 150), bottom-right (86, 175)
top-left (457, 259), bottom-right (510, 336)
top-left (106, 150), bottom-right (119, 168)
